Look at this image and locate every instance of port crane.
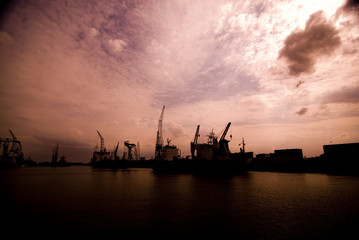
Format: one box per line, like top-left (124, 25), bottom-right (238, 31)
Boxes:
top-left (219, 122), bottom-right (231, 157)
top-left (191, 125), bottom-right (200, 158)
top-left (193, 125), bottom-right (200, 144)
top-left (155, 106), bottom-right (165, 159)
top-left (8, 129), bottom-right (23, 156)
top-left (92, 130), bottom-right (110, 161)
top-left (0, 129), bottom-right (24, 165)
top-left (52, 143), bottom-right (59, 163)
top-left (113, 142), bottom-right (120, 160)
top-left (220, 122), bottom-right (231, 142)
top-left (124, 141), bottom-right (137, 161)
top-left (97, 130), bottom-right (105, 152)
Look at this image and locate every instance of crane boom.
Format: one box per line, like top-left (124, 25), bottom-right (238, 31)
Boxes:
top-left (8, 129), bottom-right (17, 140)
top-left (124, 141), bottom-right (136, 161)
top-left (194, 125), bottom-right (200, 144)
top-left (220, 122), bottom-right (231, 142)
top-left (96, 130), bottom-right (105, 152)
top-left (156, 106), bottom-right (165, 146)
top-left (114, 142), bottom-right (119, 155)
top-left (155, 106), bottom-right (165, 159)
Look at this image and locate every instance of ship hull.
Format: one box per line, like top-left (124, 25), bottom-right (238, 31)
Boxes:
top-left (193, 159), bottom-right (247, 176)
top-left (153, 152), bottom-right (252, 175)
top-left (153, 159), bottom-right (193, 174)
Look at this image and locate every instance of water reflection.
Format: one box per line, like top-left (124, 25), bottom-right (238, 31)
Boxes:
top-left (1, 167), bottom-right (358, 238)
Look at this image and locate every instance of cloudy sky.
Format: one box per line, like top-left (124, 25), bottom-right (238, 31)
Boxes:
top-left (1, 0), bottom-right (358, 162)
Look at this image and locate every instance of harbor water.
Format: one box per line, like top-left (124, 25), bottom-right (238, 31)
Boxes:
top-left (1, 167), bottom-right (359, 238)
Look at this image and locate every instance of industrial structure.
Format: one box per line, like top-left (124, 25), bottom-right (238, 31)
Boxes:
top-left (161, 139), bottom-right (180, 161)
top-left (155, 106), bottom-right (165, 159)
top-left (190, 123), bottom-right (232, 161)
top-left (49, 143), bottom-right (68, 166)
top-left (124, 141), bottom-right (137, 161)
top-left (154, 122), bottom-right (252, 174)
top-left (324, 143), bottom-right (359, 175)
top-left (255, 149), bottom-right (303, 163)
top-left (51, 143), bottom-right (59, 164)
top-left (154, 106), bottom-right (180, 161)
top-left (190, 122), bottom-right (252, 174)
top-left (92, 130), bottom-right (111, 162)
top-left (114, 142), bottom-right (120, 161)
top-left (91, 130), bottom-right (124, 168)
top-left (253, 149), bottom-right (303, 171)
top-left (0, 129), bottom-right (24, 168)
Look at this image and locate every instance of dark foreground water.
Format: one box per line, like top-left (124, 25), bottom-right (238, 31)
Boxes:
top-left (1, 167), bottom-right (359, 238)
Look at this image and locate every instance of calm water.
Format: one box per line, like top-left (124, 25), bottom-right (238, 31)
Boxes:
top-left (1, 167), bottom-right (359, 238)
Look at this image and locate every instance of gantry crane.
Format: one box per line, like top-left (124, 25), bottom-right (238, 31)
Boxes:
top-left (124, 141), bottom-right (136, 161)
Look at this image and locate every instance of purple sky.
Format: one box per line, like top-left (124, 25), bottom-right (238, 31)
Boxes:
top-left (1, 0), bottom-right (358, 162)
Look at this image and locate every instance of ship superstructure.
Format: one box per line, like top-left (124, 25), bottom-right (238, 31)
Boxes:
top-left (190, 123), bottom-right (231, 161)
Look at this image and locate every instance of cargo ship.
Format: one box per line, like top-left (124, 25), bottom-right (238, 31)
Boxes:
top-left (153, 121), bottom-right (252, 175)
top-left (190, 122), bottom-right (252, 175)
top-left (153, 139), bottom-right (192, 173)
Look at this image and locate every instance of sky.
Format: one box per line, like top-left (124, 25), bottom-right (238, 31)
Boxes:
top-left (0, 0), bottom-right (358, 162)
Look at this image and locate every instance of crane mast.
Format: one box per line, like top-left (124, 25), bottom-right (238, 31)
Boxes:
top-left (155, 106), bottom-right (165, 159)
top-left (96, 130), bottom-right (105, 152)
top-left (114, 142), bottom-right (119, 160)
top-left (0, 129), bottom-right (24, 166)
top-left (52, 143), bottom-right (59, 163)
top-left (191, 125), bottom-right (200, 159)
top-left (92, 130), bottom-right (111, 162)
top-left (193, 125), bottom-right (200, 144)
top-left (8, 129), bottom-right (17, 141)
top-left (124, 141), bottom-right (136, 161)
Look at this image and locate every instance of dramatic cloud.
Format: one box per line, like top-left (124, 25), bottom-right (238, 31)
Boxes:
top-left (279, 11), bottom-right (341, 76)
